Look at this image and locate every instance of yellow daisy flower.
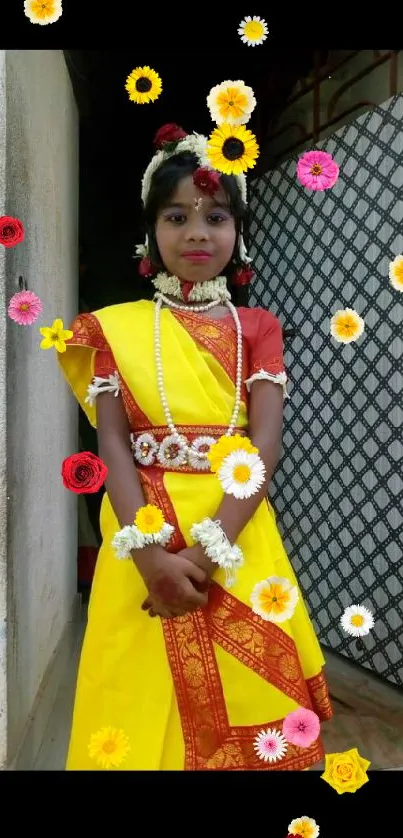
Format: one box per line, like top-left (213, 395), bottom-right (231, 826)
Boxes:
top-left (88, 726), bottom-right (130, 770)
top-left (389, 254), bottom-right (403, 291)
top-left (134, 504), bottom-right (165, 535)
top-left (24, 0), bottom-right (63, 25)
top-left (207, 80), bottom-right (256, 126)
top-left (288, 816), bottom-right (319, 838)
top-left (330, 308), bottom-right (365, 344)
top-left (251, 576), bottom-right (299, 623)
top-left (207, 434), bottom-right (258, 473)
top-left (207, 124), bottom-right (259, 175)
top-left (125, 66), bottom-right (162, 105)
top-left (39, 319), bottom-right (73, 353)
top-left (238, 16), bottom-right (268, 47)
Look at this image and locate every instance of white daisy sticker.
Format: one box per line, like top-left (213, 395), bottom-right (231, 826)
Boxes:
top-left (254, 728), bottom-right (287, 763)
top-left (288, 816), bottom-right (320, 838)
top-left (238, 15), bottom-right (268, 46)
top-left (218, 450), bottom-right (266, 499)
top-left (340, 604), bottom-right (374, 637)
top-left (251, 576), bottom-right (299, 623)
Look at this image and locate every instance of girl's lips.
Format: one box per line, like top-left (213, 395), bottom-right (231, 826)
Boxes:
top-left (181, 251), bottom-right (212, 262)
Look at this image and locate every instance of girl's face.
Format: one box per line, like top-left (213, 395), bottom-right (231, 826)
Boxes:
top-left (155, 174), bottom-right (237, 282)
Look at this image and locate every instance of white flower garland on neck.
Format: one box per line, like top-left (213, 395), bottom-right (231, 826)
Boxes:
top-left (152, 272), bottom-right (231, 303)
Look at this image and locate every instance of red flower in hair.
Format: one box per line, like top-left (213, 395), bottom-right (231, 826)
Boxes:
top-left (233, 266), bottom-right (254, 286)
top-left (138, 257), bottom-right (154, 278)
top-left (193, 167), bottom-right (220, 196)
top-left (153, 123), bottom-right (187, 150)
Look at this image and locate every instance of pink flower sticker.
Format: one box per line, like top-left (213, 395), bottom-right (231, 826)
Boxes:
top-left (8, 290), bottom-right (43, 325)
top-left (296, 150), bottom-right (339, 191)
top-left (282, 707), bottom-right (321, 748)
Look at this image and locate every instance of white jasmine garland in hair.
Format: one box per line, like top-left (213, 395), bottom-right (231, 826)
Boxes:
top-left (141, 130), bottom-right (248, 207)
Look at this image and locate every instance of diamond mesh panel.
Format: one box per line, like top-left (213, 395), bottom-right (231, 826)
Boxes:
top-left (248, 95), bottom-right (403, 687)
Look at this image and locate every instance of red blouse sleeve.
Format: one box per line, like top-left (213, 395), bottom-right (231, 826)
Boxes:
top-left (94, 348), bottom-right (118, 377)
top-left (249, 310), bottom-right (286, 376)
top-left (244, 309), bottom-right (289, 397)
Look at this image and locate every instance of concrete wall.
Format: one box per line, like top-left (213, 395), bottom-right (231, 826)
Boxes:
top-left (0, 51), bottom-right (7, 769)
top-left (0, 50), bottom-right (78, 765)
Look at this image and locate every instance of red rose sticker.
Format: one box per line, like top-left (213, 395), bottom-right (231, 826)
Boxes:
top-left (193, 167), bottom-right (221, 196)
top-left (61, 451), bottom-right (108, 494)
top-left (0, 216), bottom-right (25, 248)
top-left (153, 123), bottom-right (187, 149)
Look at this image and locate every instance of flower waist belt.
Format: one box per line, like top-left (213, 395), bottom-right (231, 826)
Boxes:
top-left (130, 425), bottom-right (247, 473)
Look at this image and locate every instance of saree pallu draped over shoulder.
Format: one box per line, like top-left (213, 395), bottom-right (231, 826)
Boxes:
top-left (59, 300), bottom-right (333, 771)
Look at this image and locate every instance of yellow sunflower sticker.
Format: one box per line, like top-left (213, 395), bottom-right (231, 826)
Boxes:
top-left (206, 124), bottom-right (259, 175)
top-left (125, 66), bottom-right (162, 104)
top-left (88, 726), bottom-right (130, 769)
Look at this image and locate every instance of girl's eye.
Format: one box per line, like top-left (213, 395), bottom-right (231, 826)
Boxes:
top-left (208, 213), bottom-right (228, 224)
top-left (166, 214), bottom-right (186, 224)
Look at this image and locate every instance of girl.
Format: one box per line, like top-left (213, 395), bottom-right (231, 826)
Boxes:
top-left (59, 124), bottom-right (333, 770)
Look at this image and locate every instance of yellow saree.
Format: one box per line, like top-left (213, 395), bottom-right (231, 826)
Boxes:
top-left (59, 299), bottom-right (333, 770)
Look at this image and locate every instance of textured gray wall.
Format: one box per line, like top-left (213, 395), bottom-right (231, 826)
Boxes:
top-left (3, 50), bottom-right (78, 762)
top-left (248, 95), bottom-right (403, 687)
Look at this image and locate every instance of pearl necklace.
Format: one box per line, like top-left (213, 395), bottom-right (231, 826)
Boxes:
top-left (154, 293), bottom-right (244, 458)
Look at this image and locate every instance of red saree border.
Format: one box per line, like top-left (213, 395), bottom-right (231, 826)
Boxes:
top-left (171, 309), bottom-right (249, 404)
top-left (66, 312), bottom-right (110, 351)
top-left (139, 468), bottom-right (333, 771)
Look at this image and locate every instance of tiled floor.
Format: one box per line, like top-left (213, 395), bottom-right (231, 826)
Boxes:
top-left (33, 604), bottom-right (403, 771)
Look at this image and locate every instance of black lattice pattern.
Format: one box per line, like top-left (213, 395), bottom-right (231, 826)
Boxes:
top-left (248, 95), bottom-right (403, 687)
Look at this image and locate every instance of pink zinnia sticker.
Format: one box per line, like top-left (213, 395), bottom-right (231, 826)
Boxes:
top-left (8, 290), bottom-right (43, 325)
top-left (296, 149), bottom-right (339, 191)
top-left (282, 707), bottom-right (321, 748)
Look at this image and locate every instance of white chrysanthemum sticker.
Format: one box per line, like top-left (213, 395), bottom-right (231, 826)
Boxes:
top-left (207, 80), bottom-right (256, 126)
top-left (388, 254), bottom-right (403, 292)
top-left (251, 576), bottom-right (299, 623)
top-left (330, 308), bottom-right (365, 344)
top-left (288, 815), bottom-right (320, 838)
top-left (24, 0), bottom-right (63, 24)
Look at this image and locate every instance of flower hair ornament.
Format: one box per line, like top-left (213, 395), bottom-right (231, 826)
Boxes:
top-left (135, 120), bottom-right (255, 291)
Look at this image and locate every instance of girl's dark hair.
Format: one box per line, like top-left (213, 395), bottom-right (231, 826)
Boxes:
top-left (141, 151), bottom-right (251, 306)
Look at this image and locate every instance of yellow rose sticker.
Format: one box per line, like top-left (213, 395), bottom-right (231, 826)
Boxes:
top-left (321, 747), bottom-right (371, 794)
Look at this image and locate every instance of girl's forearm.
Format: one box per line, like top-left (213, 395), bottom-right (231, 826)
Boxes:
top-left (210, 435), bottom-right (282, 544)
top-left (98, 433), bottom-right (146, 528)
